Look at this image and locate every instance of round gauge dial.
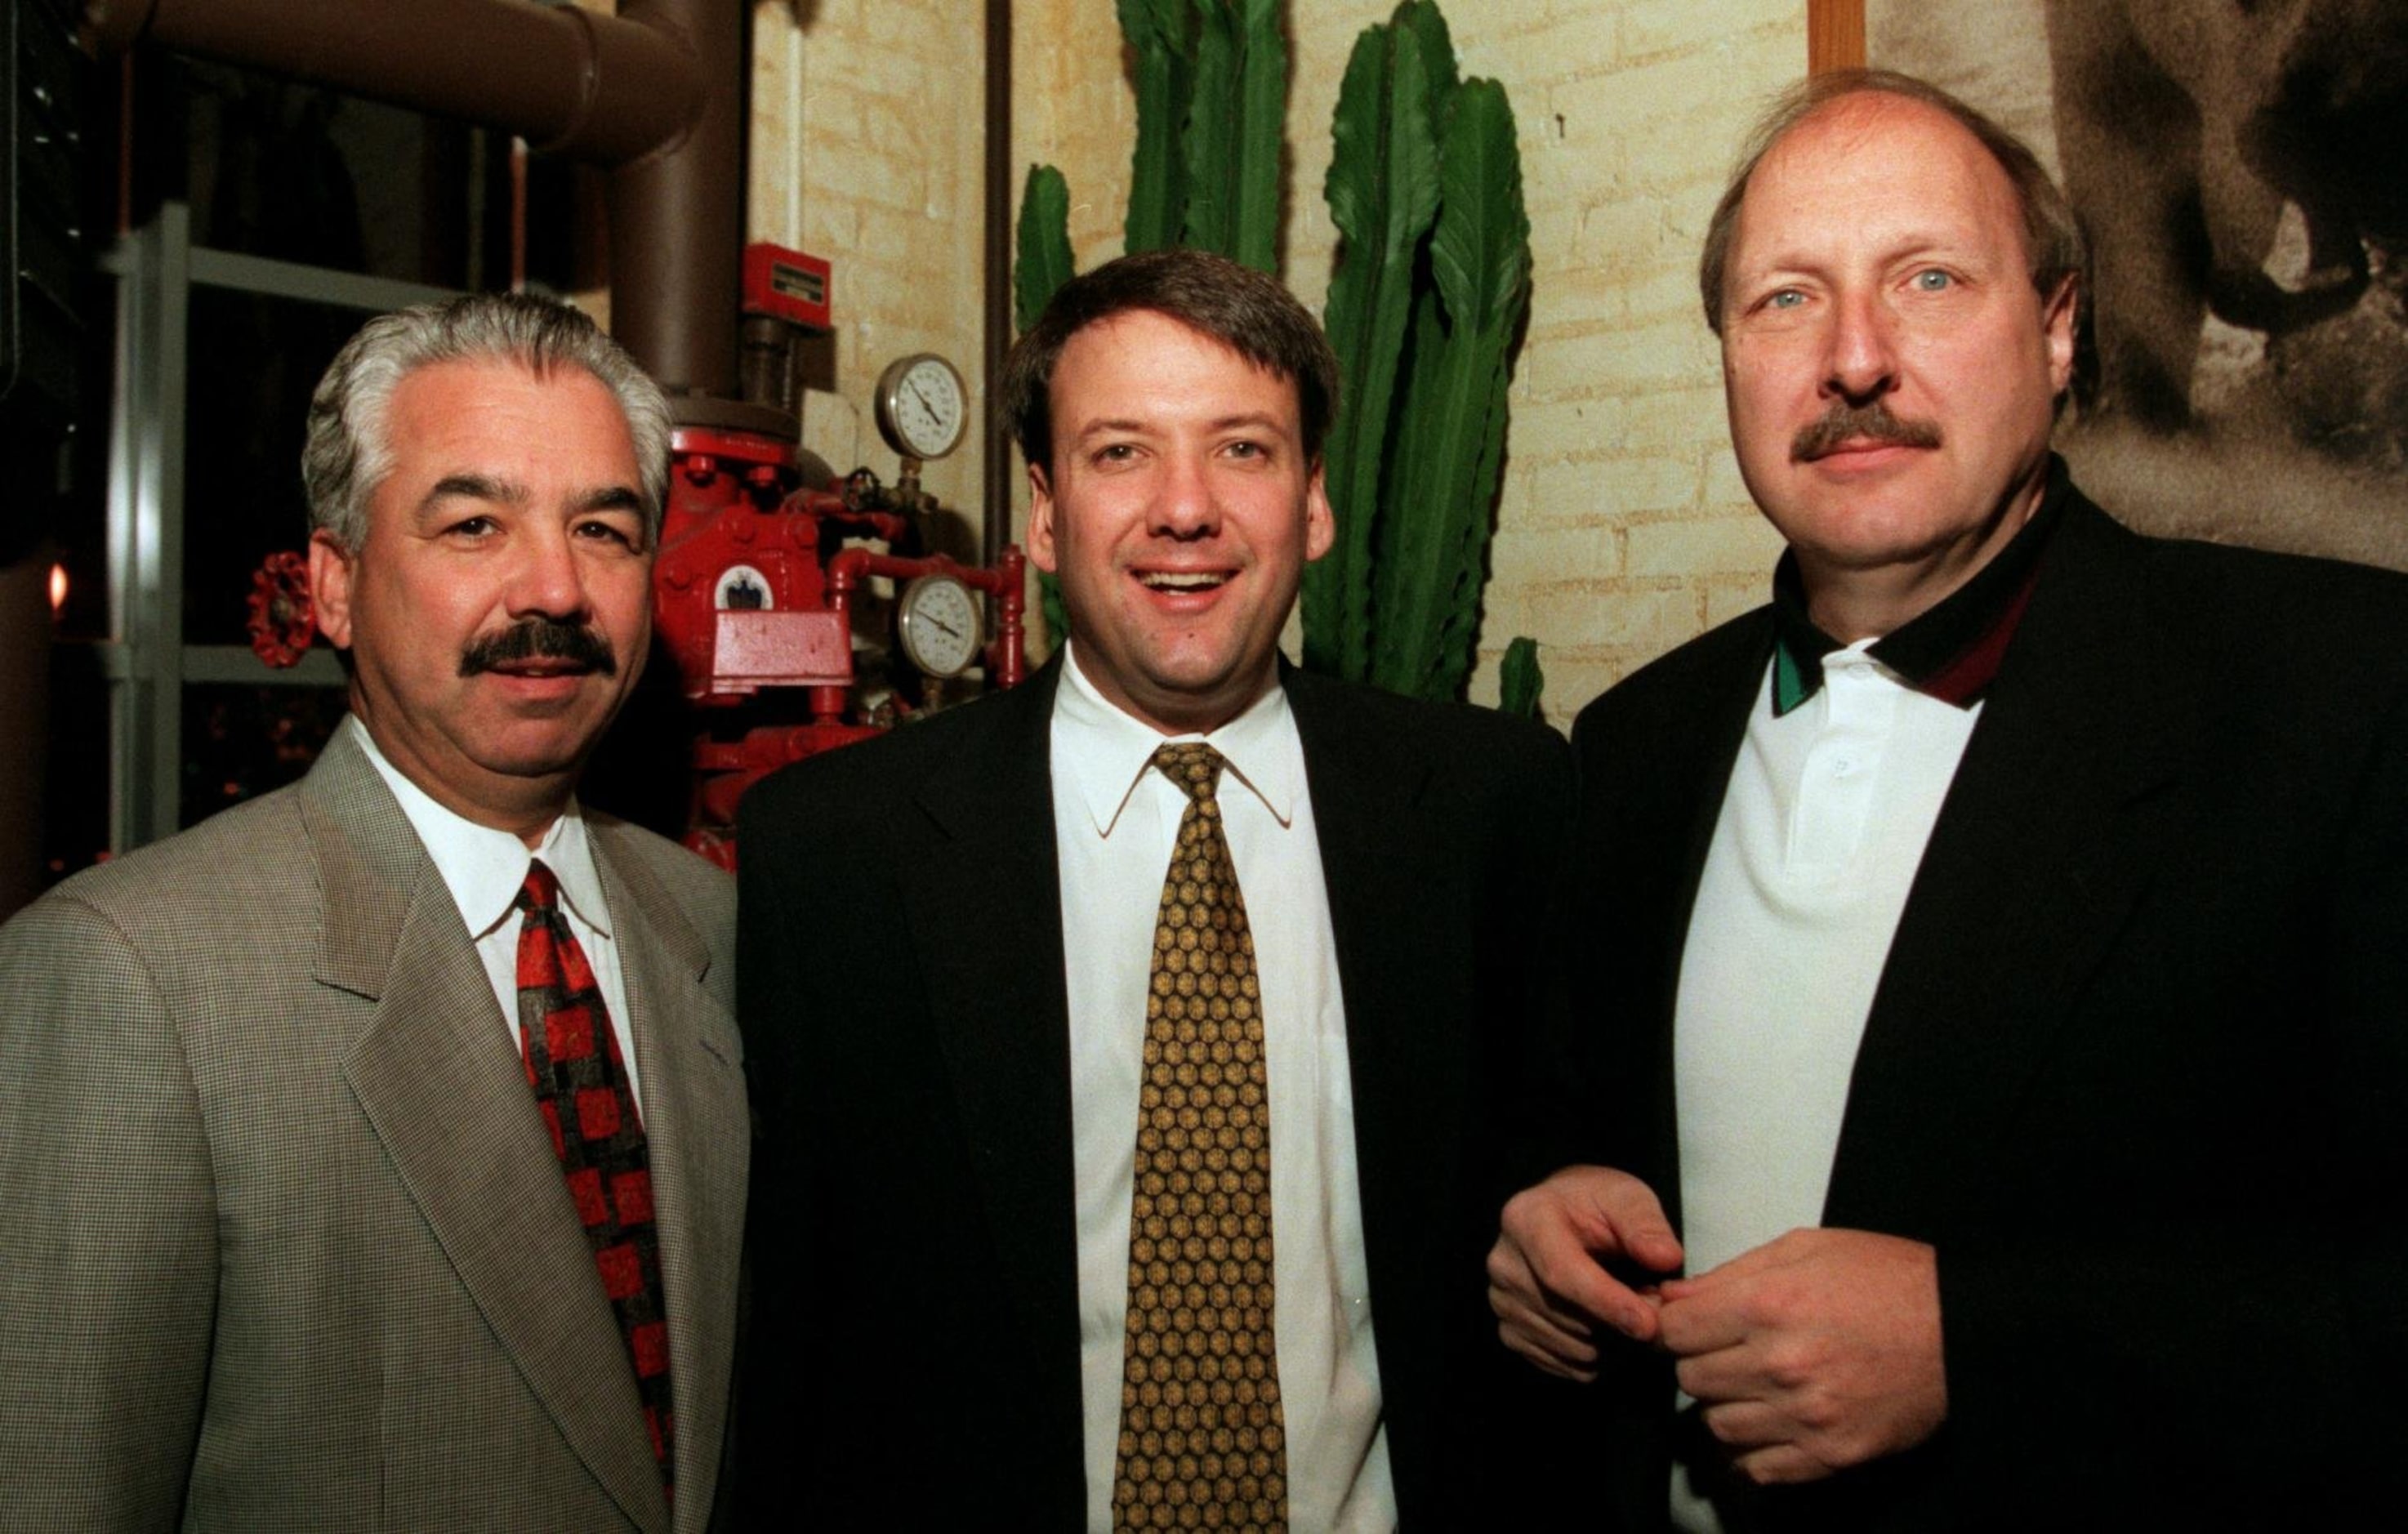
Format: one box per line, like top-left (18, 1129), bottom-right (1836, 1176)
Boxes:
top-left (874, 353), bottom-right (968, 461)
top-left (896, 573), bottom-right (982, 678)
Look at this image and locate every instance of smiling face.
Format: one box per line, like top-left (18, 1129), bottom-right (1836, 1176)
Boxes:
top-left (1028, 309), bottom-right (1333, 735)
top-left (307, 358), bottom-right (653, 841)
top-left (1719, 91), bottom-right (2076, 637)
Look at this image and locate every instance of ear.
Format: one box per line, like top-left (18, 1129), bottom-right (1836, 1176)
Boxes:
top-left (1026, 462), bottom-right (1059, 574)
top-left (307, 529), bottom-right (358, 650)
top-left (2042, 274), bottom-right (2078, 397)
top-left (1302, 461), bottom-right (1335, 564)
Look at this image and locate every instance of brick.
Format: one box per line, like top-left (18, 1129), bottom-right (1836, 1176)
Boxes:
top-left (1548, 454), bottom-right (1705, 520)
top-left (1705, 575), bottom-right (1774, 629)
top-left (1490, 524), bottom-right (1625, 586)
top-left (1625, 513), bottom-right (1781, 579)
top-left (1519, 582), bottom-right (1698, 652)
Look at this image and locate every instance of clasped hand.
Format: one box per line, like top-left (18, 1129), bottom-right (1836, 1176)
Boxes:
top-left (1487, 1166), bottom-right (1947, 1483)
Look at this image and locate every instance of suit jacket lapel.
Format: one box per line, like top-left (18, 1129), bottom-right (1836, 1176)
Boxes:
top-left (1827, 497), bottom-right (2186, 1233)
top-left (598, 826), bottom-right (746, 1533)
top-left (898, 663), bottom-right (1086, 1449)
top-left (1283, 670), bottom-right (1460, 1278)
top-left (305, 730), bottom-right (669, 1533)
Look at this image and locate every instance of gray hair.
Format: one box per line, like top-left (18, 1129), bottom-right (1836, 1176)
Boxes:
top-left (1697, 69), bottom-right (2088, 337)
top-left (301, 292), bottom-right (673, 551)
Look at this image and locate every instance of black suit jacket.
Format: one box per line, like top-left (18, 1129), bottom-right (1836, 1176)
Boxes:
top-left (738, 660), bottom-right (1570, 1527)
top-left (1541, 490), bottom-right (2408, 1530)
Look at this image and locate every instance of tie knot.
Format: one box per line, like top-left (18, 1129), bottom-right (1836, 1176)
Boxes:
top-left (515, 858), bottom-right (561, 913)
top-left (1152, 742), bottom-right (1225, 804)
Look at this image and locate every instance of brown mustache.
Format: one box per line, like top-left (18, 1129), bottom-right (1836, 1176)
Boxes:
top-left (459, 617), bottom-right (618, 677)
top-left (1791, 402), bottom-right (1942, 462)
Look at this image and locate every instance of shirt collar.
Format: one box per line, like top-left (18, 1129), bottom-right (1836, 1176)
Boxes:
top-left (1768, 454), bottom-right (2069, 716)
top-left (1051, 641), bottom-right (1304, 840)
top-left (346, 716), bottom-right (612, 942)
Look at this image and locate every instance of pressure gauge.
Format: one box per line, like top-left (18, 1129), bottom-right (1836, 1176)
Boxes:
top-left (874, 353), bottom-right (968, 461)
top-left (896, 573), bottom-right (982, 678)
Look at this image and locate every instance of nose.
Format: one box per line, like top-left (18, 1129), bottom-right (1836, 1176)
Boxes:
top-left (1822, 288), bottom-right (1899, 405)
top-left (505, 523), bottom-right (591, 621)
top-left (1148, 446), bottom-right (1222, 541)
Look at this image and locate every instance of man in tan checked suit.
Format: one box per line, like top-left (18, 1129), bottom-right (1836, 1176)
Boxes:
top-left (0, 295), bottom-right (744, 1532)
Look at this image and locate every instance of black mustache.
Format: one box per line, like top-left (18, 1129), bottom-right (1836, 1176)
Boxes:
top-left (458, 618), bottom-right (618, 677)
top-left (1791, 401), bottom-right (1942, 461)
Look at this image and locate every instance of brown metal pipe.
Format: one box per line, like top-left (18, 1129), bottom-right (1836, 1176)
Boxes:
top-left (609, 0), bottom-right (743, 405)
top-left (83, 0), bottom-right (751, 408)
top-left (0, 552), bottom-right (50, 921)
top-left (80, 0), bottom-right (703, 167)
top-left (983, 0), bottom-right (1012, 566)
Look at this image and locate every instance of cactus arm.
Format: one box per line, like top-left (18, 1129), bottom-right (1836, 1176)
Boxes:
top-left (1371, 78), bottom-right (1530, 698)
top-left (1119, 0), bottom-right (1193, 254)
top-left (1014, 164), bottom-right (1076, 335)
top-left (1300, 21), bottom-right (1439, 680)
top-left (1230, 0), bottom-right (1287, 274)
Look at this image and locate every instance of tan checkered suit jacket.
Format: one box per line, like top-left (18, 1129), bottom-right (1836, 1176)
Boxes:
top-left (0, 726), bottom-right (745, 1532)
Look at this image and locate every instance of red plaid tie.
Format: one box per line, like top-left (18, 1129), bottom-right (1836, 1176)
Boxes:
top-left (515, 859), bottom-right (676, 1501)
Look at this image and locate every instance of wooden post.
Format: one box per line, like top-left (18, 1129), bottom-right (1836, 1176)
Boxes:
top-left (1808, 0), bottom-right (1867, 74)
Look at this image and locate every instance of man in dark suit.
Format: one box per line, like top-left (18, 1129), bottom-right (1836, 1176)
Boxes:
top-left (1487, 69), bottom-right (2408, 1529)
top-left (0, 295), bottom-right (745, 1530)
top-left (738, 248), bottom-right (1566, 1527)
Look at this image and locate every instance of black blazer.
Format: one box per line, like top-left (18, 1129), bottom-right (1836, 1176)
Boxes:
top-left (1540, 491), bottom-right (2408, 1530)
top-left (737, 660), bottom-right (1569, 1527)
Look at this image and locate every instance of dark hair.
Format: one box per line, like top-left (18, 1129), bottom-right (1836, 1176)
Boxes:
top-left (1001, 247), bottom-right (1340, 473)
top-left (1697, 69), bottom-right (2087, 336)
top-left (302, 292), bottom-right (671, 551)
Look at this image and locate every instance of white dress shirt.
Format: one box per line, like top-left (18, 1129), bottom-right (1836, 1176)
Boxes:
top-left (350, 716), bottom-right (644, 1113)
top-left (1050, 646), bottom-right (1395, 1533)
top-left (1669, 645), bottom-right (1980, 1531)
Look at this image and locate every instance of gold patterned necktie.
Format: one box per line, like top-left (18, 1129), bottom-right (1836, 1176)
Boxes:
top-left (1110, 742), bottom-right (1289, 1532)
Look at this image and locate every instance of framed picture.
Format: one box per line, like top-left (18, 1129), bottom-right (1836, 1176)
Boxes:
top-left (1870, 0), bottom-right (2408, 570)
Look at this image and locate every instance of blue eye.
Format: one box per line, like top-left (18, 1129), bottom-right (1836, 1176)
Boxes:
top-left (1766, 289), bottom-right (1805, 310)
top-left (1913, 270), bottom-right (1954, 292)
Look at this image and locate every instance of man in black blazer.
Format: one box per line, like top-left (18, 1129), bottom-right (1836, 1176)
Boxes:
top-left (1488, 69), bottom-right (2408, 1529)
top-left (738, 248), bottom-right (1566, 1527)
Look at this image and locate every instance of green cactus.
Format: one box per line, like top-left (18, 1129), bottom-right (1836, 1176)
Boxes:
top-left (1179, 0), bottom-right (1286, 271)
top-left (1369, 77), bottom-right (1528, 698)
top-left (1118, 0), bottom-right (1193, 254)
top-left (1308, 2), bottom-right (1540, 708)
top-left (1014, 164), bottom-right (1075, 335)
top-left (1498, 635), bottom-right (1543, 720)
top-left (1299, 18), bottom-right (1439, 679)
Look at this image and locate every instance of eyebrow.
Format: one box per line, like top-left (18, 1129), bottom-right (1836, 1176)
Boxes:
top-left (417, 475), bottom-right (646, 517)
top-left (1068, 412), bottom-right (1293, 443)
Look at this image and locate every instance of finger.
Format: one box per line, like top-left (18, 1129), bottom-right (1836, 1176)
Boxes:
top-left (1527, 1224), bottom-right (1666, 1342)
top-left (1487, 1237), bottom-right (1599, 1339)
top-left (1697, 1400), bottom-right (1790, 1451)
top-left (1657, 1287), bottom-right (1754, 1357)
top-left (1491, 1284), bottom-right (1602, 1365)
top-left (1497, 1321), bottom-right (1599, 1384)
top-left (1730, 1443), bottom-right (1835, 1486)
top-left (1671, 1341), bottom-right (1765, 1403)
top-left (1665, 1227), bottom-right (1814, 1296)
top-left (1583, 1176), bottom-right (1685, 1274)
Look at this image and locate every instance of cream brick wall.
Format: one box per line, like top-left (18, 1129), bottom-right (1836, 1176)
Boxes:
top-left (741, 1), bottom-right (1811, 722)
top-left (747, 0), bottom-right (991, 555)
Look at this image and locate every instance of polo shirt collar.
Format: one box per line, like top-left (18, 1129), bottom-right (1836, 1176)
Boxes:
top-left (1052, 640), bottom-right (1302, 841)
top-left (1769, 454), bottom-right (2070, 716)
